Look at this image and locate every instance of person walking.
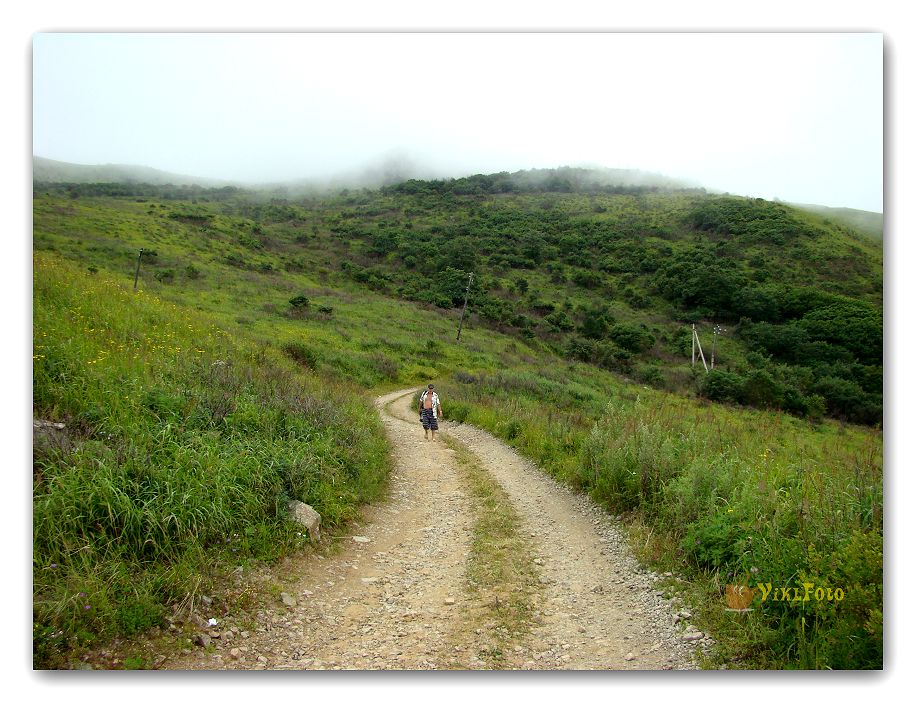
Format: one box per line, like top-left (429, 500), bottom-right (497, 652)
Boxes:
top-left (418, 383), bottom-right (443, 440)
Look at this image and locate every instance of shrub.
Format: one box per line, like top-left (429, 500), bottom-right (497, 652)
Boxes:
top-left (282, 341), bottom-right (319, 369)
top-left (238, 232), bottom-right (264, 249)
top-left (608, 322), bottom-right (655, 354)
top-left (579, 306), bottom-right (613, 340)
top-left (637, 365), bottom-right (664, 386)
top-left (544, 310), bottom-right (575, 332)
top-left (741, 369), bottom-right (785, 408)
top-left (680, 512), bottom-right (750, 570)
top-left (701, 370), bottom-right (744, 403)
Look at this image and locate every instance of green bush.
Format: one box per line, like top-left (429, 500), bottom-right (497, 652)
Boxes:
top-left (701, 370), bottom-right (744, 403)
top-left (608, 322), bottom-right (655, 353)
top-left (282, 341), bottom-right (319, 369)
top-left (680, 512), bottom-right (750, 570)
top-left (741, 369), bottom-right (785, 408)
top-left (185, 263), bottom-right (202, 279)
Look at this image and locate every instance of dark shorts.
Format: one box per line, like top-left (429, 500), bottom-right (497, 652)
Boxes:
top-left (420, 408), bottom-right (439, 430)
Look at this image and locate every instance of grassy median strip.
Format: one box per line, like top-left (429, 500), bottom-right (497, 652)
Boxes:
top-left (442, 435), bottom-right (540, 668)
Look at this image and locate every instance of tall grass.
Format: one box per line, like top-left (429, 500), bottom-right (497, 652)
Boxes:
top-left (33, 253), bottom-right (390, 667)
top-left (442, 369), bottom-right (882, 669)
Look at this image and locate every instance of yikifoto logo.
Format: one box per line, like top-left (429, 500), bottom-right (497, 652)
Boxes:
top-left (725, 582), bottom-right (846, 611)
top-left (725, 584), bottom-right (756, 611)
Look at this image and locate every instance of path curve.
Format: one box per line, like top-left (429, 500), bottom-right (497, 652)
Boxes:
top-left (161, 388), bottom-right (703, 670)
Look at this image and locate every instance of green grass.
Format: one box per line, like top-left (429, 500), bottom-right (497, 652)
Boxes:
top-left (32, 184), bottom-right (882, 670)
top-left (440, 369), bottom-right (882, 669)
top-left (33, 252), bottom-right (391, 667)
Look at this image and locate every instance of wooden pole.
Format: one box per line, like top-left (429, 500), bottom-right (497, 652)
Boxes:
top-left (693, 326), bottom-right (709, 372)
top-left (456, 272), bottom-right (474, 342)
top-left (133, 248), bottom-right (144, 291)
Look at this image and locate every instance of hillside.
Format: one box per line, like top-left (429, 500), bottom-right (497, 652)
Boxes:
top-left (32, 169), bottom-right (883, 670)
top-left (792, 202), bottom-right (883, 241)
top-left (33, 156), bottom-right (236, 187)
top-left (33, 170), bottom-right (883, 425)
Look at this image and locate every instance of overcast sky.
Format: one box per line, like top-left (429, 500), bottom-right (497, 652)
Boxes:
top-left (33, 32), bottom-right (883, 211)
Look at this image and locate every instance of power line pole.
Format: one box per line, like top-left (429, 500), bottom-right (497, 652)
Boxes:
top-left (691, 324), bottom-right (709, 373)
top-left (456, 272), bottom-right (474, 343)
top-left (133, 248), bottom-right (145, 291)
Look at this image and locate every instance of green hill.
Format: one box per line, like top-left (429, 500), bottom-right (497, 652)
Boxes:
top-left (792, 202), bottom-right (884, 241)
top-left (33, 156), bottom-right (235, 187)
top-left (32, 168), bottom-right (883, 669)
top-left (34, 169), bottom-right (883, 425)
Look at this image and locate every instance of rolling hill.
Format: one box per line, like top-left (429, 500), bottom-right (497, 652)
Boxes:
top-left (32, 156), bottom-right (236, 187)
top-left (32, 166), bottom-right (883, 669)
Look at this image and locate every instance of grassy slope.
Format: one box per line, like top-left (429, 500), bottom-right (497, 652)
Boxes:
top-left (33, 252), bottom-right (392, 667)
top-left (33, 186), bottom-right (882, 669)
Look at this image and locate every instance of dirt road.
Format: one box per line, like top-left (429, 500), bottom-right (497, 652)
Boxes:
top-left (162, 389), bottom-right (704, 670)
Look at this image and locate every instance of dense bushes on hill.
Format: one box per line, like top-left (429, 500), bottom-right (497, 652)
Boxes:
top-left (31, 173), bottom-right (882, 425)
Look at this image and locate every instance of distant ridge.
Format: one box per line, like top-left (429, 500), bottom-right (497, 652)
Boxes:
top-left (792, 201), bottom-right (883, 240)
top-left (32, 155), bottom-right (698, 195)
top-left (32, 156), bottom-right (236, 187)
top-left (32, 157), bottom-right (879, 236)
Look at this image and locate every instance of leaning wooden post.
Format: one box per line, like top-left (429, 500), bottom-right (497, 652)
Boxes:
top-left (456, 272), bottom-right (474, 342)
top-left (693, 325), bottom-right (709, 373)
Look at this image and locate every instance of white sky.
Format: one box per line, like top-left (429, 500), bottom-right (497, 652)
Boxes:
top-left (33, 32), bottom-right (883, 211)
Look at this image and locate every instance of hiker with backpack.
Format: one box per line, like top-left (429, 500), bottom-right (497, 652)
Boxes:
top-left (418, 384), bottom-right (443, 440)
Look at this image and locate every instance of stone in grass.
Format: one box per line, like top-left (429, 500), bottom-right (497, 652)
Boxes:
top-left (194, 633), bottom-right (212, 648)
top-left (352, 536), bottom-right (370, 543)
top-left (287, 500), bottom-right (321, 542)
top-left (229, 648), bottom-right (242, 660)
top-left (625, 652), bottom-right (636, 661)
top-left (681, 632), bottom-right (704, 642)
top-left (280, 592), bottom-right (297, 607)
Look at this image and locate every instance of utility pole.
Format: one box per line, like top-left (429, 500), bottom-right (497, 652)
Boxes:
top-left (456, 272), bottom-right (474, 343)
top-left (133, 248), bottom-right (145, 291)
top-left (711, 324), bottom-right (726, 369)
top-left (691, 324), bottom-right (709, 373)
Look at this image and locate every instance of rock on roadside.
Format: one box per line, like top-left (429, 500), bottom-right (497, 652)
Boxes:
top-left (287, 500), bottom-right (321, 542)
